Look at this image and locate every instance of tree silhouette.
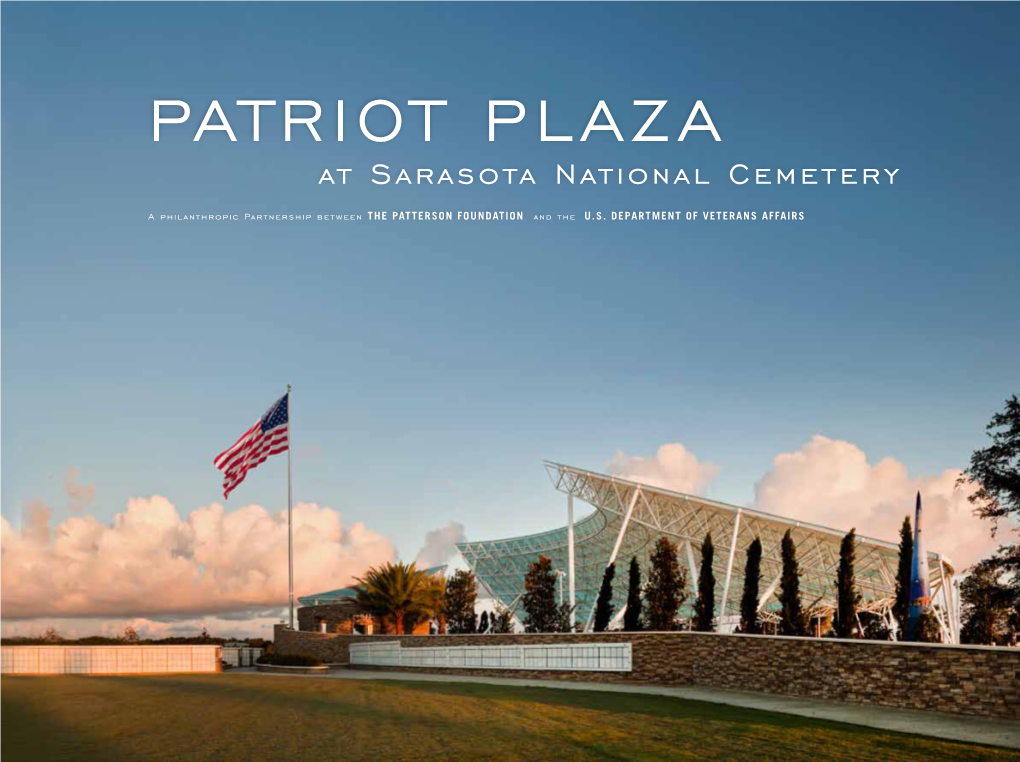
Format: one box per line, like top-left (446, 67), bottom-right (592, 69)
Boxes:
top-left (644, 536), bottom-right (687, 630)
top-left (693, 534), bottom-right (716, 632)
top-left (959, 394), bottom-right (1020, 636)
top-left (739, 537), bottom-right (763, 634)
top-left (443, 569), bottom-right (478, 634)
top-left (522, 556), bottom-right (560, 632)
top-left (623, 556), bottom-right (644, 631)
top-left (893, 517), bottom-right (913, 639)
top-left (960, 558), bottom-right (1015, 645)
top-left (835, 529), bottom-right (861, 638)
top-left (490, 603), bottom-right (514, 634)
top-left (779, 530), bottom-right (807, 636)
top-left (593, 563), bottom-right (616, 632)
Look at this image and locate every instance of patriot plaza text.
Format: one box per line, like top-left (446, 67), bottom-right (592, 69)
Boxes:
top-left (153, 99), bottom-right (900, 188)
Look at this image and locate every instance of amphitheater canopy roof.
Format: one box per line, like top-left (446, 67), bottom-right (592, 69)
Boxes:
top-left (457, 463), bottom-right (959, 642)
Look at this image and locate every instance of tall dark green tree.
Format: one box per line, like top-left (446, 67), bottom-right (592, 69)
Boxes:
top-left (693, 534), bottom-right (716, 632)
top-left (443, 569), bottom-right (478, 634)
top-left (644, 536), bottom-right (687, 630)
top-left (960, 558), bottom-right (1016, 645)
top-left (779, 530), bottom-right (807, 636)
top-left (478, 610), bottom-right (489, 634)
top-left (893, 516), bottom-right (913, 639)
top-left (739, 537), bottom-right (763, 634)
top-left (834, 529), bottom-right (861, 638)
top-left (959, 394), bottom-right (1020, 631)
top-left (593, 563), bottom-right (616, 632)
top-left (960, 394), bottom-right (1020, 530)
top-left (522, 555), bottom-right (560, 633)
top-left (623, 556), bottom-right (644, 632)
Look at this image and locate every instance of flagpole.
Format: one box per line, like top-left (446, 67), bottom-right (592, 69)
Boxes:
top-left (287, 383), bottom-right (294, 629)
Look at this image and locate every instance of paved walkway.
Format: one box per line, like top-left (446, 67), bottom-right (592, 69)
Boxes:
top-left (239, 667), bottom-right (1020, 750)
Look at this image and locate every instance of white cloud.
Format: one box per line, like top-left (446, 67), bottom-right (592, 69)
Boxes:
top-left (604, 436), bottom-right (1001, 571)
top-left (1, 495), bottom-right (396, 620)
top-left (415, 521), bottom-right (466, 569)
top-left (753, 435), bottom-right (999, 569)
top-left (21, 499), bottom-right (53, 545)
top-left (63, 467), bottom-right (95, 513)
top-left (607, 443), bottom-right (720, 495)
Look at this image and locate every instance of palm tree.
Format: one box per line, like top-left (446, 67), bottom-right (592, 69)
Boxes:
top-left (419, 572), bottom-right (448, 634)
top-left (355, 562), bottom-right (435, 634)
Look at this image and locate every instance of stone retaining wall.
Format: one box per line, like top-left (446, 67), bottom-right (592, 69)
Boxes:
top-left (256, 663), bottom-right (329, 675)
top-left (273, 625), bottom-right (1020, 719)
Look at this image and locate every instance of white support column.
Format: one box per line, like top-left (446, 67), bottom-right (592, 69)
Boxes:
top-left (938, 559), bottom-right (957, 644)
top-left (607, 487), bottom-right (641, 567)
top-left (719, 509), bottom-right (742, 619)
top-left (567, 494), bottom-right (576, 630)
top-left (586, 487), bottom-right (641, 632)
top-left (609, 604), bottom-right (628, 630)
top-left (685, 540), bottom-right (699, 589)
top-left (758, 572), bottom-right (781, 611)
top-left (930, 597), bottom-right (951, 644)
top-left (950, 579), bottom-right (958, 648)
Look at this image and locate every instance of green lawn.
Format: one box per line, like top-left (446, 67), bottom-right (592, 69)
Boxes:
top-left (0, 674), bottom-right (1011, 761)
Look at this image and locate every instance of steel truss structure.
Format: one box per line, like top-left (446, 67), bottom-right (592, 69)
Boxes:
top-left (457, 462), bottom-right (960, 643)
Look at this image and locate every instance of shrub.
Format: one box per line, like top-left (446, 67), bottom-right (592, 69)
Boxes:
top-left (490, 603), bottom-right (514, 633)
top-left (859, 612), bottom-right (892, 641)
top-left (257, 653), bottom-right (324, 667)
top-left (912, 609), bottom-right (942, 643)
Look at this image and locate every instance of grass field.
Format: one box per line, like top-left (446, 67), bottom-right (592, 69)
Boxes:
top-left (1, 674), bottom-right (1012, 761)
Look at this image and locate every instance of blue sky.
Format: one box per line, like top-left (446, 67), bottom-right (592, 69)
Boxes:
top-left (3, 2), bottom-right (1018, 575)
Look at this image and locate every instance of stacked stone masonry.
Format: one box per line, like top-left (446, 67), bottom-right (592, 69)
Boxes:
top-left (273, 626), bottom-right (1020, 720)
top-left (296, 602), bottom-right (430, 635)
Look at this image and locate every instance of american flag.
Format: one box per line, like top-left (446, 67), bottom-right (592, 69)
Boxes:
top-left (214, 393), bottom-right (289, 499)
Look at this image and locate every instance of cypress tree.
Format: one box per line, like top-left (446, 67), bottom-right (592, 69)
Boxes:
top-left (693, 533), bottom-right (716, 631)
top-left (623, 556), bottom-right (644, 631)
top-left (593, 563), bottom-right (616, 632)
top-left (893, 516), bottom-right (913, 640)
top-left (479, 610), bottom-right (489, 634)
top-left (779, 530), bottom-right (807, 636)
top-left (645, 536), bottom-right (687, 630)
top-left (739, 537), bottom-right (763, 634)
top-left (522, 555), bottom-right (559, 632)
top-left (835, 529), bottom-right (861, 638)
